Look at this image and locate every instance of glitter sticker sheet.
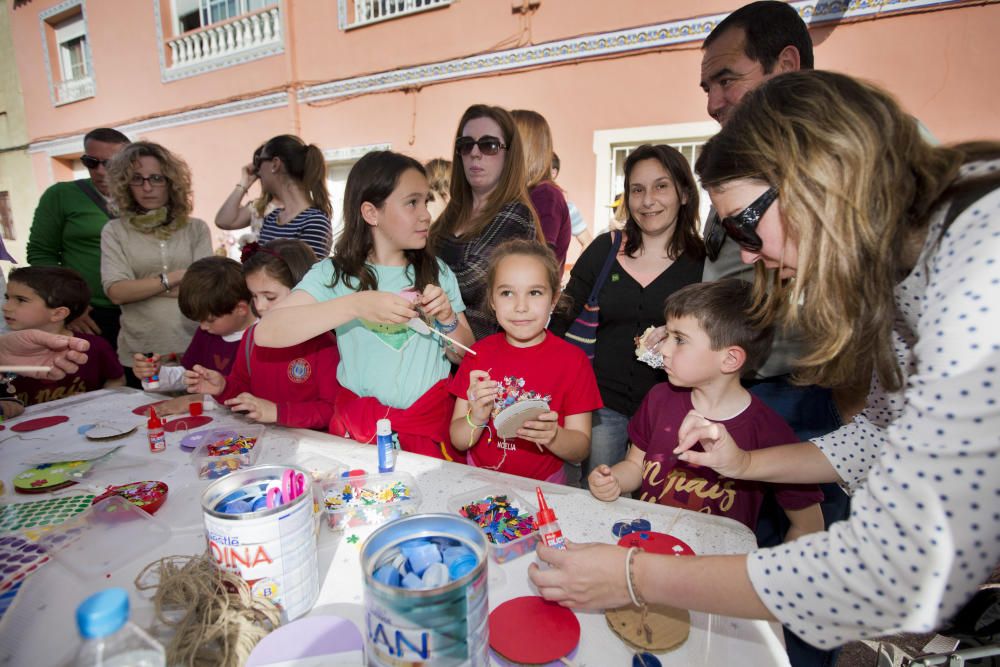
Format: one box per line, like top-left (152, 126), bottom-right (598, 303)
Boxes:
top-left (0, 495), bottom-right (96, 533)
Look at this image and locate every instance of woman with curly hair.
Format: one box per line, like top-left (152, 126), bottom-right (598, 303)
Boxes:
top-left (101, 141), bottom-right (212, 387)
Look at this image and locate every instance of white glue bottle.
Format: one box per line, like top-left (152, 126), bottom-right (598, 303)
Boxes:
top-left (376, 418), bottom-right (395, 473)
top-left (74, 588), bottom-right (165, 667)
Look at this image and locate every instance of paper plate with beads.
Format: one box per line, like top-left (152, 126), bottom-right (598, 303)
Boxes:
top-left (493, 399), bottom-right (549, 440)
top-left (13, 461), bottom-right (89, 494)
top-left (92, 481), bottom-right (168, 515)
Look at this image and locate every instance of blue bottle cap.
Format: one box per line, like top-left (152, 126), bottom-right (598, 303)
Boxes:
top-left (447, 554), bottom-right (477, 580)
top-left (76, 588), bottom-right (129, 639)
top-left (421, 562), bottom-right (449, 588)
top-left (374, 564), bottom-right (402, 587)
top-left (400, 572), bottom-right (424, 590)
top-left (441, 545), bottom-right (474, 566)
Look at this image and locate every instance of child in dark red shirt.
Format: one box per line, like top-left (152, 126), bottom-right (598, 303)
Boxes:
top-left (184, 240), bottom-right (339, 429)
top-left (4, 267), bottom-right (124, 407)
top-left (588, 280), bottom-right (823, 538)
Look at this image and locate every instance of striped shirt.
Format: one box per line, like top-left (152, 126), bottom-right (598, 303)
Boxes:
top-left (258, 207), bottom-right (332, 258)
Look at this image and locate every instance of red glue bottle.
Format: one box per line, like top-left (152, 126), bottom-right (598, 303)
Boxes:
top-left (147, 408), bottom-right (166, 453)
top-left (535, 486), bottom-right (567, 550)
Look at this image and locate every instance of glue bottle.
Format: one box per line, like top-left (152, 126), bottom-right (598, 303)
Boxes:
top-left (147, 408), bottom-right (166, 453)
top-left (377, 418), bottom-right (395, 473)
top-left (141, 353), bottom-right (160, 391)
top-left (535, 486), bottom-right (567, 550)
top-left (74, 588), bottom-right (165, 667)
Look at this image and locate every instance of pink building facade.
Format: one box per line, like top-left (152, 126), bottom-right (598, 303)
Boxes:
top-left (5, 0), bottom-right (999, 261)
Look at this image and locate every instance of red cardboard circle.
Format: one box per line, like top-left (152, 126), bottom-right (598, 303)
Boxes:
top-left (617, 531), bottom-right (696, 556)
top-left (132, 401), bottom-right (166, 417)
top-left (163, 415), bottom-right (212, 432)
top-left (11, 415), bottom-right (69, 432)
top-left (489, 596), bottom-right (580, 664)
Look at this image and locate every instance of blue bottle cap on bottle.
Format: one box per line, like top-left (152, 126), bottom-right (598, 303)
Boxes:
top-left (76, 588), bottom-right (129, 639)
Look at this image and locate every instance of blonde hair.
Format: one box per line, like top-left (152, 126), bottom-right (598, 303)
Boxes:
top-left (108, 141), bottom-right (193, 220)
top-left (424, 158), bottom-right (452, 200)
top-left (430, 104), bottom-right (540, 245)
top-left (695, 70), bottom-right (1000, 391)
top-left (511, 109), bottom-right (556, 190)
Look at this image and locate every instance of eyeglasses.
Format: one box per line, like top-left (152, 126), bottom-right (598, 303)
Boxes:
top-left (81, 155), bottom-right (111, 170)
top-left (129, 174), bottom-right (168, 188)
top-left (455, 136), bottom-right (507, 157)
top-left (705, 187), bottom-right (777, 259)
top-left (253, 154), bottom-right (274, 170)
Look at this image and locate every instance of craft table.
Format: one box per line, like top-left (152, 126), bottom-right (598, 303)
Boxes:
top-left (0, 388), bottom-right (789, 666)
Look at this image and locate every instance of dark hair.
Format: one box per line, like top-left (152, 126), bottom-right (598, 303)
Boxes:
top-left (664, 279), bottom-right (774, 378)
top-left (330, 150), bottom-right (439, 292)
top-left (83, 128), bottom-right (130, 146)
top-left (483, 238), bottom-right (568, 320)
top-left (258, 135), bottom-right (332, 218)
top-left (178, 256), bottom-right (252, 322)
top-left (704, 1), bottom-right (814, 72)
top-left (8, 266), bottom-right (91, 324)
top-left (622, 144), bottom-right (705, 261)
top-left (243, 239), bottom-right (317, 289)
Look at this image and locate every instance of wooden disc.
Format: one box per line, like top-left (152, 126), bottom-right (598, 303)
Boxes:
top-left (605, 603), bottom-right (690, 652)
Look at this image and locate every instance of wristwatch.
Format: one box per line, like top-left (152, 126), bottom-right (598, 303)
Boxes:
top-left (160, 273), bottom-right (171, 292)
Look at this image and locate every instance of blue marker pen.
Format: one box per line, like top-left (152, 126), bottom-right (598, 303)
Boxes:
top-left (377, 419), bottom-right (395, 473)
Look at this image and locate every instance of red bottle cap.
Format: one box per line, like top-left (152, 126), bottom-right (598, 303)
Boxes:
top-left (147, 408), bottom-right (163, 429)
top-left (535, 486), bottom-right (556, 528)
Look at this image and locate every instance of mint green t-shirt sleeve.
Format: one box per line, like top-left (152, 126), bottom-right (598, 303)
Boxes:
top-left (295, 258), bottom-right (342, 303)
top-left (438, 260), bottom-right (466, 314)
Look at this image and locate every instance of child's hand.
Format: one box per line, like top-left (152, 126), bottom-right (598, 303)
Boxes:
top-left (518, 410), bottom-right (560, 448)
top-left (355, 291), bottom-right (418, 325)
top-left (157, 394), bottom-right (197, 416)
top-left (588, 464), bottom-right (622, 502)
top-left (224, 393), bottom-right (277, 423)
top-left (184, 365), bottom-right (226, 396)
top-left (466, 370), bottom-right (497, 424)
top-left (131, 353), bottom-right (160, 380)
top-left (675, 409), bottom-right (751, 478)
top-left (1, 400), bottom-right (25, 420)
top-left (418, 285), bottom-right (455, 326)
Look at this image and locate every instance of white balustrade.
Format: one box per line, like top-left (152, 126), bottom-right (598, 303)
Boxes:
top-left (345, 0), bottom-right (451, 29)
top-left (55, 75), bottom-right (95, 105)
top-left (167, 6), bottom-right (281, 70)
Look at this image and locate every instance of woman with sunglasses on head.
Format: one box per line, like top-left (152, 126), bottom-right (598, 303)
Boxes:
top-left (549, 144), bottom-right (705, 487)
top-left (215, 135), bottom-right (332, 258)
top-left (531, 70), bottom-right (1000, 650)
top-left (430, 104), bottom-right (542, 340)
top-left (100, 142), bottom-right (212, 387)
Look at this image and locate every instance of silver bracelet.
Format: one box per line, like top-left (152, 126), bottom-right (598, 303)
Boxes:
top-left (160, 273), bottom-right (171, 292)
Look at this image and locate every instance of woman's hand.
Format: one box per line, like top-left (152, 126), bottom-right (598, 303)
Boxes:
top-left (224, 392), bottom-right (277, 423)
top-left (675, 409), bottom-right (751, 479)
top-left (156, 394), bottom-right (198, 416)
top-left (418, 284), bottom-right (455, 325)
top-left (588, 464), bottom-right (622, 502)
top-left (131, 353), bottom-right (160, 380)
top-left (518, 411), bottom-right (560, 448)
top-left (529, 542), bottom-right (632, 610)
top-left (0, 330), bottom-right (89, 380)
top-left (239, 163), bottom-right (258, 191)
top-left (354, 291), bottom-right (418, 325)
top-left (467, 370), bottom-right (497, 424)
top-left (184, 364), bottom-right (226, 396)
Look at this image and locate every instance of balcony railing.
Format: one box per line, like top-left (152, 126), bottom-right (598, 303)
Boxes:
top-left (341, 0), bottom-right (451, 29)
top-left (55, 76), bottom-right (95, 105)
top-left (167, 6), bottom-right (281, 70)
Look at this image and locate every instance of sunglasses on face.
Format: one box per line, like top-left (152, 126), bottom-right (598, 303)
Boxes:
top-left (705, 187), bottom-right (778, 259)
top-left (455, 136), bottom-right (507, 157)
top-left (129, 174), bottom-right (168, 188)
top-left (81, 155), bottom-right (111, 170)
top-left (252, 154), bottom-right (274, 171)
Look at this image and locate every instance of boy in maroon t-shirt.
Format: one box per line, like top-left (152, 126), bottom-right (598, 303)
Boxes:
top-left (132, 257), bottom-right (255, 414)
top-left (4, 267), bottom-right (124, 407)
top-left (588, 280), bottom-right (823, 539)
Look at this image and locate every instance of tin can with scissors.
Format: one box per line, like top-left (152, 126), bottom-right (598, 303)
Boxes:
top-left (361, 513), bottom-right (489, 666)
top-left (201, 465), bottom-right (318, 621)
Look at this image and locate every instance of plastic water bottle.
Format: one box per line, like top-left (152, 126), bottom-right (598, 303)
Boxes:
top-left (74, 588), bottom-right (165, 667)
top-left (377, 418), bottom-right (396, 473)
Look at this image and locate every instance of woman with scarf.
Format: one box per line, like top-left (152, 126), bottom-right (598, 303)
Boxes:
top-left (101, 142), bottom-right (212, 387)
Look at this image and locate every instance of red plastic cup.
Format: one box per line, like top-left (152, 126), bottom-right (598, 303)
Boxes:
top-left (189, 401), bottom-right (204, 417)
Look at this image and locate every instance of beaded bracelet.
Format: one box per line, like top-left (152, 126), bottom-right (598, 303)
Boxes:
top-left (435, 316), bottom-right (459, 334)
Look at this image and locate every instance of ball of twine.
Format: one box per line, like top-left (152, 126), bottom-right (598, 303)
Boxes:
top-left (135, 553), bottom-right (282, 667)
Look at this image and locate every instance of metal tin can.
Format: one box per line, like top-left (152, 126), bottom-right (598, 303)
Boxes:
top-left (362, 514), bottom-right (489, 666)
top-left (201, 465), bottom-right (318, 621)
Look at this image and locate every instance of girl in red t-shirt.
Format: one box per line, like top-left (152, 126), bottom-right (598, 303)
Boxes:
top-left (448, 240), bottom-right (602, 482)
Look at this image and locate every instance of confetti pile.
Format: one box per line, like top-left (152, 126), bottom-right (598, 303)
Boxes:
top-left (458, 495), bottom-right (537, 546)
top-left (207, 435), bottom-right (258, 458)
top-left (323, 478), bottom-right (416, 530)
top-left (197, 434), bottom-right (260, 479)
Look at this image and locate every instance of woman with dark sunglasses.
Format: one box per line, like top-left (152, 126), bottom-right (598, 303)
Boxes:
top-left (100, 141), bottom-right (212, 387)
top-left (531, 70), bottom-right (1000, 651)
top-left (550, 144), bottom-right (705, 487)
top-left (215, 135), bottom-right (332, 258)
top-left (430, 104), bottom-right (542, 339)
